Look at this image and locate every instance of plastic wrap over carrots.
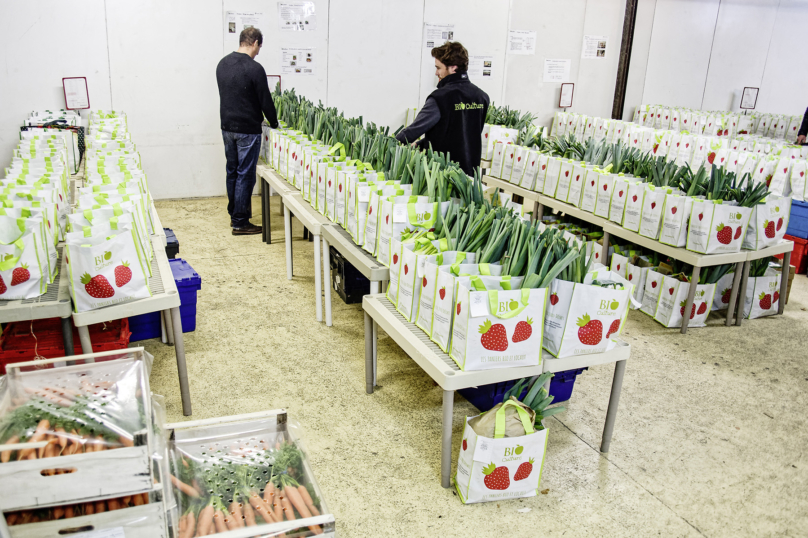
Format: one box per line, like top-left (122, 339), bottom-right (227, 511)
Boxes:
top-left (169, 416), bottom-right (329, 537)
top-left (0, 357), bottom-right (151, 464)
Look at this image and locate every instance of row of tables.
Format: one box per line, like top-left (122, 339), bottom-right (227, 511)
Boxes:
top-left (480, 172), bottom-right (794, 334)
top-left (0, 162), bottom-right (193, 416)
top-left (255, 162), bottom-right (632, 488)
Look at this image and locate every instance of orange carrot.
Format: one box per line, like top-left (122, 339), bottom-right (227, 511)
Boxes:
top-left (280, 496), bottom-right (296, 521)
top-left (272, 490), bottom-right (284, 522)
top-left (133, 493), bottom-right (144, 506)
top-left (171, 474), bottom-right (201, 498)
top-left (1, 435), bottom-right (19, 462)
top-left (19, 511), bottom-right (32, 524)
top-left (6, 513), bottom-right (18, 526)
top-left (213, 510), bottom-right (228, 533)
top-left (54, 427), bottom-right (68, 450)
top-left (123, 495), bottom-right (132, 507)
top-left (284, 485), bottom-right (321, 534)
top-left (242, 502), bottom-right (257, 526)
top-left (108, 498), bottom-right (120, 511)
top-left (298, 485), bottom-right (320, 516)
top-left (178, 512), bottom-right (187, 537)
top-left (85, 502), bottom-right (95, 515)
top-left (195, 504), bottom-right (215, 536)
top-left (263, 481), bottom-right (276, 504)
top-left (65, 506), bottom-right (74, 519)
top-left (95, 501), bottom-right (105, 513)
top-left (247, 493), bottom-right (276, 524)
top-left (118, 435), bottom-right (134, 448)
top-left (19, 419), bottom-right (49, 459)
top-left (53, 506), bottom-right (65, 520)
top-left (229, 500), bottom-right (245, 528)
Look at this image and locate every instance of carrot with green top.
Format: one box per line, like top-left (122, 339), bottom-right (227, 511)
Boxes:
top-left (1, 435), bottom-right (19, 462)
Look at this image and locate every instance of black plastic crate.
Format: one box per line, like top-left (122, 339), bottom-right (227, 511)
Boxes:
top-left (330, 246), bottom-right (370, 304)
top-left (165, 228), bottom-right (179, 258)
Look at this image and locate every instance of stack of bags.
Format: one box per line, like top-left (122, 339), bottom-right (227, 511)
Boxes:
top-left (0, 127), bottom-right (69, 300)
top-left (64, 110), bottom-right (154, 313)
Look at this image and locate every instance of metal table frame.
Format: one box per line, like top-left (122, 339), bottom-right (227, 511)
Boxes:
top-left (321, 224), bottom-right (389, 327)
top-left (257, 165), bottom-right (331, 322)
top-left (71, 236), bottom-right (192, 416)
top-left (362, 294), bottom-right (631, 488)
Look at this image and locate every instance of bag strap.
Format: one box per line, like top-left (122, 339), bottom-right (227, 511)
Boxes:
top-left (487, 288), bottom-right (531, 319)
top-left (494, 400), bottom-right (535, 439)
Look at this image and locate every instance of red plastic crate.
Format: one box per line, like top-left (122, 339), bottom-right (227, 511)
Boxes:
top-left (0, 318), bottom-right (131, 374)
top-left (774, 234), bottom-right (808, 275)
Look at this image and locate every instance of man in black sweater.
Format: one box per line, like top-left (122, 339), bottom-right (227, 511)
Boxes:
top-left (396, 42), bottom-right (489, 176)
top-left (216, 27), bottom-right (279, 235)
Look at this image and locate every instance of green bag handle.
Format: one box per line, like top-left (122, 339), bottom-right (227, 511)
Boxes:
top-left (487, 288), bottom-right (531, 319)
top-left (438, 238), bottom-right (449, 252)
top-left (19, 208), bottom-right (31, 219)
top-left (83, 209), bottom-right (95, 223)
top-left (494, 399), bottom-right (535, 439)
top-left (112, 203), bottom-right (124, 216)
top-left (1, 200), bottom-right (12, 209)
top-left (450, 262), bottom-right (463, 276)
top-left (470, 276), bottom-right (487, 291)
top-left (110, 217), bottom-right (119, 230)
top-left (83, 225), bottom-right (93, 238)
top-left (479, 263), bottom-right (492, 276)
top-left (0, 239), bottom-right (25, 271)
top-left (328, 143), bottom-right (346, 158)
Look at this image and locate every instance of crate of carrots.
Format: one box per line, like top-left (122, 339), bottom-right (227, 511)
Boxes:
top-left (167, 409), bottom-right (335, 537)
top-left (3, 495), bottom-right (167, 537)
top-left (0, 349), bottom-right (161, 513)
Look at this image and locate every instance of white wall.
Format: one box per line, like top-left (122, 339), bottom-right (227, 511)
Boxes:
top-left (14, 0), bottom-right (803, 202)
top-left (626, 0), bottom-right (808, 117)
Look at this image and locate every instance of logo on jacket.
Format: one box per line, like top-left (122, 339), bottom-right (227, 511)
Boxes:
top-left (455, 103), bottom-right (484, 111)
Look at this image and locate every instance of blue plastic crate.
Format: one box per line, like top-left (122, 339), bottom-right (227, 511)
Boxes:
top-left (164, 228), bottom-right (179, 258)
top-left (549, 367), bottom-right (588, 403)
top-left (169, 258), bottom-right (201, 332)
top-left (129, 258), bottom-right (201, 341)
top-left (786, 200), bottom-right (808, 240)
top-left (459, 368), bottom-right (589, 412)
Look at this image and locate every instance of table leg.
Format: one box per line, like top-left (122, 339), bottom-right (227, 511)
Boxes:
top-left (778, 252), bottom-right (791, 314)
top-left (600, 359), bottom-right (626, 453)
top-left (323, 236), bottom-right (332, 327)
top-left (736, 261), bottom-right (751, 327)
top-left (441, 389), bottom-right (454, 488)
top-left (370, 281), bottom-right (380, 385)
top-left (365, 310), bottom-right (374, 394)
top-left (170, 307), bottom-right (193, 416)
top-left (681, 266), bottom-right (700, 334)
top-left (601, 231), bottom-right (610, 265)
top-left (77, 325), bottom-right (93, 359)
top-left (61, 316), bottom-right (74, 356)
top-left (284, 205), bottom-right (293, 280)
top-left (536, 203), bottom-right (544, 221)
top-left (261, 178), bottom-right (268, 244)
top-left (314, 233), bottom-right (323, 322)
top-left (725, 261), bottom-right (744, 326)
top-left (164, 308), bottom-right (175, 345)
top-left (266, 181), bottom-right (273, 245)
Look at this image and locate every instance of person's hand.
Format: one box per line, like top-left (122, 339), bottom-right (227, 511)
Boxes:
top-left (798, 134), bottom-right (806, 144)
top-left (410, 140), bottom-right (419, 148)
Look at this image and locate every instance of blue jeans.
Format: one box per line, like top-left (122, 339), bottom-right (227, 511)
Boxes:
top-left (222, 130), bottom-right (262, 228)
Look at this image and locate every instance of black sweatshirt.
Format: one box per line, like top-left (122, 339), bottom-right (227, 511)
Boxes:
top-left (216, 52), bottom-right (279, 134)
top-left (799, 107), bottom-right (808, 138)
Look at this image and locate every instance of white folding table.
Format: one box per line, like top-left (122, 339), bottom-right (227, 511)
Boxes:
top-left (362, 294), bottom-right (631, 488)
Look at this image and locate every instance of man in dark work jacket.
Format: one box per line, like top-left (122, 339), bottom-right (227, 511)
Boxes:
top-left (216, 27), bottom-right (279, 235)
top-left (396, 42), bottom-right (490, 176)
top-left (797, 107), bottom-right (808, 145)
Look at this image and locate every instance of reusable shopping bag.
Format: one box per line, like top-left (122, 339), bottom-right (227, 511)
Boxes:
top-left (455, 400), bottom-right (548, 504)
top-left (414, 251), bottom-right (476, 336)
top-left (742, 195), bottom-right (791, 250)
top-left (686, 200), bottom-right (752, 254)
top-left (742, 270), bottom-right (781, 319)
top-left (542, 271), bottom-right (634, 358)
top-left (64, 224), bottom-right (151, 313)
top-left (639, 268), bottom-right (665, 316)
top-left (653, 274), bottom-right (715, 328)
top-left (0, 218), bottom-right (47, 299)
top-left (450, 277), bottom-right (544, 371)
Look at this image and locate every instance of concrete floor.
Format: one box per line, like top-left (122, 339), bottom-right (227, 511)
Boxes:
top-left (146, 195), bottom-right (808, 537)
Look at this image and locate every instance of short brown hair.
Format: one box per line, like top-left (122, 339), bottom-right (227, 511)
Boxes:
top-left (431, 42), bottom-right (469, 73)
top-left (240, 27), bottom-right (263, 47)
